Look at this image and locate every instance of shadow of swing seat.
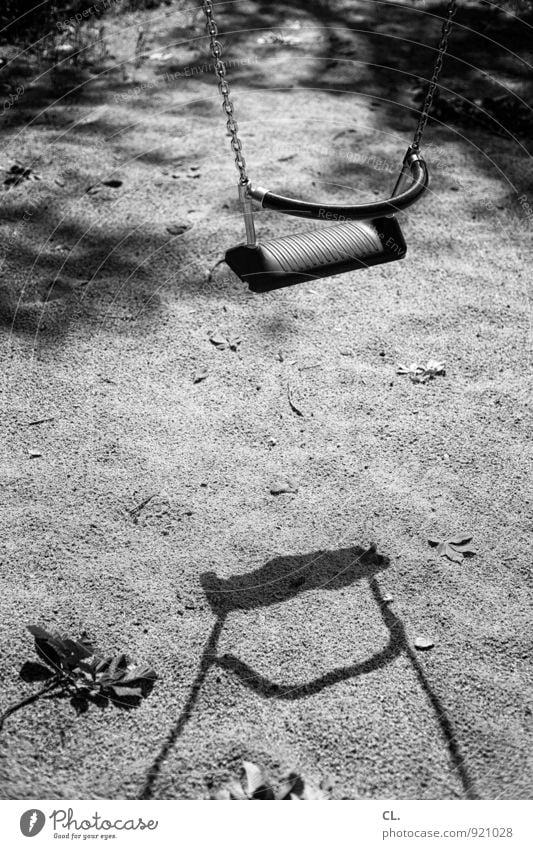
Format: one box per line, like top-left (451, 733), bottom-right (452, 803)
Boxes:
top-left (199, 544), bottom-right (405, 699)
top-left (200, 544), bottom-right (389, 614)
top-left (140, 542), bottom-right (477, 799)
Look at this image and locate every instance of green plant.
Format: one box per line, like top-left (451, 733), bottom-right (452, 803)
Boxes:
top-left (0, 626), bottom-right (157, 732)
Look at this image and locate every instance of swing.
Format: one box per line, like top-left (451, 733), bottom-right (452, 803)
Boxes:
top-left (201, 0), bottom-right (457, 293)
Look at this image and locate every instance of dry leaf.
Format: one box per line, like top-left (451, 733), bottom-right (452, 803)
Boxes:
top-left (428, 535), bottom-right (476, 563)
top-left (270, 478), bottom-right (298, 495)
top-left (226, 778), bottom-right (247, 800)
top-left (214, 761), bottom-right (326, 801)
top-left (242, 761), bottom-right (265, 797)
top-left (397, 360), bottom-right (446, 383)
top-left (208, 331), bottom-right (228, 349)
top-left (166, 224), bottom-right (190, 236)
top-left (4, 164), bottom-right (42, 186)
top-left (193, 368), bottom-right (208, 384)
top-left (227, 336), bottom-right (241, 352)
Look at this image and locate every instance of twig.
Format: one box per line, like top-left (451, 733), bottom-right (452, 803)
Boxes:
top-left (27, 417), bottom-right (55, 426)
top-left (287, 382), bottom-right (304, 417)
top-left (207, 258), bottom-right (225, 283)
top-left (129, 494), bottom-right (157, 522)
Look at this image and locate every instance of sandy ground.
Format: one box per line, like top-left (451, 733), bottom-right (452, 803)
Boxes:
top-left (0, 1), bottom-right (532, 799)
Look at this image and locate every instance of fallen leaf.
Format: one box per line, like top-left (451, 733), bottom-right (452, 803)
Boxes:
top-left (451, 542), bottom-right (477, 555)
top-left (208, 331), bottom-right (228, 349)
top-left (425, 359), bottom-right (446, 374)
top-left (211, 786), bottom-right (231, 800)
top-left (270, 478), bottom-right (298, 495)
top-left (86, 179), bottom-right (122, 195)
top-left (448, 534), bottom-right (474, 546)
top-left (215, 761), bottom-right (327, 801)
top-left (4, 164), bottom-right (41, 186)
top-left (414, 636), bottom-right (435, 650)
top-left (166, 223), bottom-right (190, 236)
top-left (19, 660), bottom-right (55, 682)
top-left (428, 535), bottom-right (476, 562)
top-left (193, 368), bottom-right (208, 384)
top-left (242, 761), bottom-right (265, 797)
top-left (228, 336), bottom-right (241, 352)
top-left (397, 360), bottom-right (446, 383)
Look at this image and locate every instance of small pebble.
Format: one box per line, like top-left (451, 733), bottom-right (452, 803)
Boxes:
top-left (28, 449), bottom-right (42, 458)
top-left (414, 636), bottom-right (435, 651)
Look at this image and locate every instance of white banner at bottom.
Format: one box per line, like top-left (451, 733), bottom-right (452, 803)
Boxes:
top-left (0, 799), bottom-right (530, 849)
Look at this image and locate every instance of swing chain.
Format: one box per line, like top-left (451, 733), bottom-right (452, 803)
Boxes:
top-left (201, 0), bottom-right (249, 184)
top-left (411, 0), bottom-right (458, 150)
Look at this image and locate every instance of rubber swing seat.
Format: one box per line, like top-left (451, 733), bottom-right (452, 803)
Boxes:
top-left (225, 215), bottom-right (406, 293)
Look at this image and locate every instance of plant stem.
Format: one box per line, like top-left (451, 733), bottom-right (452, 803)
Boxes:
top-left (0, 679), bottom-right (60, 733)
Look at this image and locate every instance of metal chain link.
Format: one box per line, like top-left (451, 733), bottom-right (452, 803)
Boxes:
top-left (412, 0), bottom-right (458, 150)
top-left (201, 0), bottom-right (249, 184)
top-left (201, 0), bottom-right (457, 176)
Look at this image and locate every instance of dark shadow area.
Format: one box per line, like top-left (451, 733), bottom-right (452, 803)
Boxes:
top-left (201, 542), bottom-right (388, 614)
top-left (0, 188), bottom-right (192, 336)
top-left (2, 1), bottom-right (531, 142)
top-left (141, 542), bottom-right (477, 800)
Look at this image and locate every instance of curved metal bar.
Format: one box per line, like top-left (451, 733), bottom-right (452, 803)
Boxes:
top-left (248, 148), bottom-right (429, 222)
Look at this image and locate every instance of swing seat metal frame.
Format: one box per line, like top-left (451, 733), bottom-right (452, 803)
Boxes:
top-left (226, 148), bottom-right (427, 292)
top-left (200, 0), bottom-right (457, 293)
